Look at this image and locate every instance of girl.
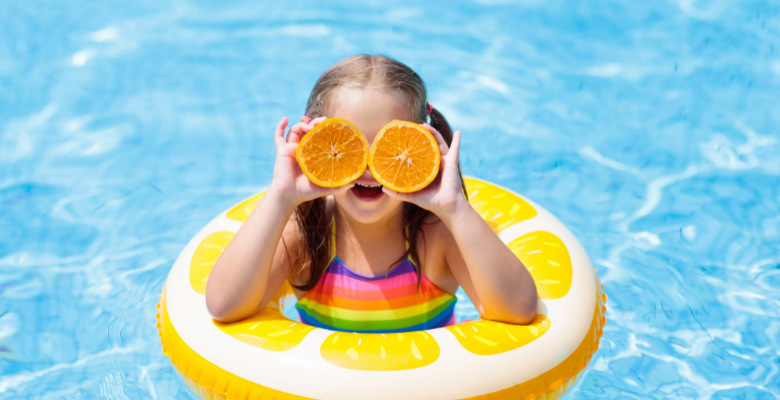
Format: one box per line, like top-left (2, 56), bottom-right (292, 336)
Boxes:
top-left (205, 55), bottom-right (537, 332)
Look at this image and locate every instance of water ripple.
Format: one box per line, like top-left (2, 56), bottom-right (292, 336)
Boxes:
top-left (1, 0), bottom-right (779, 398)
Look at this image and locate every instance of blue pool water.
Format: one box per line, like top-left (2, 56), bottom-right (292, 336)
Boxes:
top-left (2, 0), bottom-right (779, 398)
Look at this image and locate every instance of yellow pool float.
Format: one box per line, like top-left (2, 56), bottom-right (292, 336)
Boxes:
top-left (156, 177), bottom-right (606, 399)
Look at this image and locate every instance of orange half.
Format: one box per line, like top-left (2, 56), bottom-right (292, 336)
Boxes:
top-left (295, 118), bottom-right (369, 188)
top-left (368, 120), bottom-right (441, 193)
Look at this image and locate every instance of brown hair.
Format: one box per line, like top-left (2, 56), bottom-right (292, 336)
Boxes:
top-left (291, 54), bottom-right (467, 291)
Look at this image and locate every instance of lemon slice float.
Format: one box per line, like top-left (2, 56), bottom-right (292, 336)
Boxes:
top-left (157, 177), bottom-right (606, 400)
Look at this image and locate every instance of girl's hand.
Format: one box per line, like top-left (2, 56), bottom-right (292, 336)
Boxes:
top-left (382, 124), bottom-right (469, 219)
top-left (267, 116), bottom-right (350, 207)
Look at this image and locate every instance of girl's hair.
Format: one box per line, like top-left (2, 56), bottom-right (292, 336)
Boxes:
top-left (291, 54), bottom-right (467, 291)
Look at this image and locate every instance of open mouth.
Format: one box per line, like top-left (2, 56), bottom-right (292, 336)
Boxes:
top-left (351, 183), bottom-right (384, 199)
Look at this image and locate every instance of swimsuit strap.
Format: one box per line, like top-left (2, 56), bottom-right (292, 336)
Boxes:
top-left (330, 215), bottom-right (337, 263)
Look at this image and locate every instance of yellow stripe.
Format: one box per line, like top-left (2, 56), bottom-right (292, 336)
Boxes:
top-left (298, 293), bottom-right (454, 321)
top-left (331, 216), bottom-right (337, 259)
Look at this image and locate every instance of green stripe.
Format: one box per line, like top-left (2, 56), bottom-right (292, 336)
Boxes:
top-left (297, 296), bottom-right (456, 331)
top-left (297, 292), bottom-right (455, 321)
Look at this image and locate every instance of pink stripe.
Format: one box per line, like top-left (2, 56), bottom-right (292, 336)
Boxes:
top-left (308, 279), bottom-right (446, 303)
top-left (318, 269), bottom-right (425, 291)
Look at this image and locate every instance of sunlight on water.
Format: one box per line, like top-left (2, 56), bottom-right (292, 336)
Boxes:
top-left (1, 0), bottom-right (779, 398)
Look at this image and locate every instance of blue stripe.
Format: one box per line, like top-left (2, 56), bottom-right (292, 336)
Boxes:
top-left (327, 258), bottom-right (417, 281)
top-left (297, 297), bottom-right (456, 333)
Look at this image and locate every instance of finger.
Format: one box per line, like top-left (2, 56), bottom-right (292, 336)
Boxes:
top-left (448, 130), bottom-right (461, 162)
top-left (327, 183), bottom-right (353, 197)
top-left (381, 186), bottom-right (415, 204)
top-left (422, 123), bottom-right (449, 156)
top-left (305, 181), bottom-right (352, 201)
top-left (287, 122), bottom-right (308, 144)
top-left (304, 116), bottom-right (328, 133)
top-left (275, 117), bottom-right (289, 148)
top-left (291, 116), bottom-right (327, 145)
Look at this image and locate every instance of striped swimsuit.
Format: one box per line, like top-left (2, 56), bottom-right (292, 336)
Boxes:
top-left (295, 222), bottom-right (456, 333)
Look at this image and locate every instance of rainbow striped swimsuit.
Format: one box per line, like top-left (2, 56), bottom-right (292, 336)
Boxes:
top-left (296, 243), bottom-right (457, 333)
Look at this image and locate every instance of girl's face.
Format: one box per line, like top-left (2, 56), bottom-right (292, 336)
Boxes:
top-left (327, 87), bottom-right (417, 225)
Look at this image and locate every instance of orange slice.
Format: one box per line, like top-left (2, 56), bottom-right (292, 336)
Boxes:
top-left (368, 120), bottom-right (441, 193)
top-left (295, 118), bottom-right (369, 187)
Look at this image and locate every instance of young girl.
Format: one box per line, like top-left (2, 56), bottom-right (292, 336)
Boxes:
top-left (205, 55), bottom-right (538, 332)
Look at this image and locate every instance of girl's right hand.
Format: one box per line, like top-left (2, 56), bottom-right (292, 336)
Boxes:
top-left (268, 116), bottom-right (350, 207)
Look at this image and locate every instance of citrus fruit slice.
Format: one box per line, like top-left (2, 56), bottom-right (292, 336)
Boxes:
top-left (226, 192), bottom-right (264, 222)
top-left (368, 120), bottom-right (441, 193)
top-left (214, 308), bottom-right (315, 352)
top-left (445, 314), bottom-right (551, 356)
top-left (508, 230), bottom-right (573, 299)
top-left (320, 331), bottom-right (440, 370)
top-left (464, 178), bottom-right (537, 233)
top-left (190, 231), bottom-right (235, 295)
top-left (295, 118), bottom-right (369, 188)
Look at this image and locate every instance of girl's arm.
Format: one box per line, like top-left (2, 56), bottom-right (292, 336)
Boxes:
top-left (383, 127), bottom-right (537, 324)
top-left (205, 116), bottom-right (347, 323)
top-left (438, 200), bottom-right (538, 324)
top-left (205, 191), bottom-right (298, 322)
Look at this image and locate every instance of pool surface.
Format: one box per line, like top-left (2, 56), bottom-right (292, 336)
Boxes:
top-left (1, 0), bottom-right (779, 398)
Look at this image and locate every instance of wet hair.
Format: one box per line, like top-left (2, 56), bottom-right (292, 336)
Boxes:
top-left (291, 54), bottom-right (467, 291)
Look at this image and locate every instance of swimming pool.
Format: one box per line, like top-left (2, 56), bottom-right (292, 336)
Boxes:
top-left (1, 0), bottom-right (778, 398)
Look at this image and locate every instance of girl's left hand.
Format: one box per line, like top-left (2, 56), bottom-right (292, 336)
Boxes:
top-left (381, 124), bottom-right (468, 219)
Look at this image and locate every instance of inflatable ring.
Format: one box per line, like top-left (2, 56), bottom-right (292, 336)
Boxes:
top-left (157, 177), bottom-right (606, 399)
